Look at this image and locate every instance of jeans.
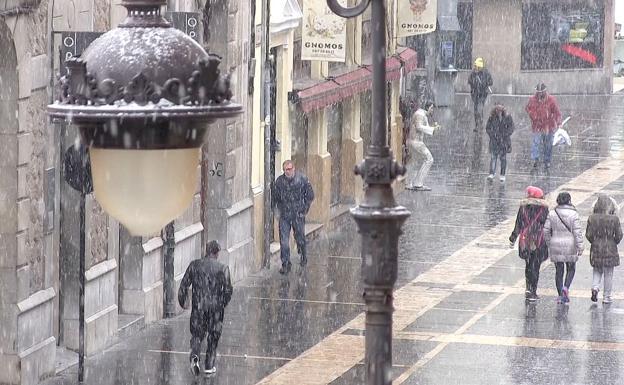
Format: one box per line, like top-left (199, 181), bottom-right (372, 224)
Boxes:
top-left (525, 251), bottom-right (543, 294)
top-left (472, 98), bottom-right (485, 131)
top-left (406, 140), bottom-right (433, 188)
top-left (489, 152), bottom-right (507, 176)
top-left (190, 309), bottom-right (223, 370)
top-left (531, 132), bottom-right (554, 164)
top-left (555, 262), bottom-right (576, 296)
top-left (279, 215), bottom-right (306, 266)
top-left (592, 266), bottom-right (614, 299)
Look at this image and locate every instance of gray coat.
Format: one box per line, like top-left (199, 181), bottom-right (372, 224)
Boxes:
top-left (544, 204), bottom-right (584, 263)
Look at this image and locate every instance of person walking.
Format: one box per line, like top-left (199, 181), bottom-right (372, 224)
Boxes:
top-left (468, 57), bottom-right (493, 132)
top-left (586, 194), bottom-right (622, 304)
top-left (509, 186), bottom-right (549, 302)
top-left (405, 101), bottom-right (438, 192)
top-left (525, 83), bottom-right (562, 171)
top-left (485, 103), bottom-right (514, 182)
top-left (178, 240), bottom-right (233, 376)
top-left (273, 160), bottom-right (315, 274)
top-left (544, 192), bottom-right (584, 304)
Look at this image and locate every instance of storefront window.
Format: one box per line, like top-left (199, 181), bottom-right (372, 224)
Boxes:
top-left (521, 1), bottom-right (604, 70)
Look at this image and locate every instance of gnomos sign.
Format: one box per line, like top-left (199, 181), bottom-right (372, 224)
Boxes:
top-left (397, 0), bottom-right (437, 37)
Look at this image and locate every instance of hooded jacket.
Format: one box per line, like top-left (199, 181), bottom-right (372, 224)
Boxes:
top-left (468, 69), bottom-right (493, 101)
top-left (586, 196), bottom-right (623, 268)
top-left (544, 204), bottom-right (584, 263)
top-left (510, 198), bottom-right (549, 260)
top-left (485, 111), bottom-right (514, 154)
top-left (525, 93), bottom-right (561, 134)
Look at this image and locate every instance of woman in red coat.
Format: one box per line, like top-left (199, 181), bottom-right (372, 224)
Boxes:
top-left (525, 83), bottom-right (561, 171)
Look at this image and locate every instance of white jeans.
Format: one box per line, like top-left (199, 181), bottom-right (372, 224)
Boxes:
top-left (592, 266), bottom-right (614, 298)
top-left (406, 140), bottom-right (433, 188)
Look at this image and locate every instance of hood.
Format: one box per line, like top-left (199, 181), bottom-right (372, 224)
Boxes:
top-left (520, 198), bottom-right (549, 208)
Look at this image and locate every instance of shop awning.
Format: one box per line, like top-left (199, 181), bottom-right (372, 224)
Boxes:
top-left (293, 48), bottom-right (418, 113)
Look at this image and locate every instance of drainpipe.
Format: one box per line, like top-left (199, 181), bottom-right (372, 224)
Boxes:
top-left (261, 0), bottom-right (273, 268)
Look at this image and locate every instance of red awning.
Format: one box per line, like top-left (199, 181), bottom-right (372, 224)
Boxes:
top-left (293, 48), bottom-right (418, 113)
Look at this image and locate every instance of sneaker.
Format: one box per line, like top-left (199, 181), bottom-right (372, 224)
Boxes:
top-left (527, 293), bottom-right (538, 302)
top-left (204, 367), bottom-right (216, 375)
top-left (525, 290), bottom-right (532, 299)
top-left (562, 287), bottom-right (570, 303)
top-left (487, 174), bottom-right (495, 181)
top-left (591, 288), bottom-right (598, 303)
top-left (556, 296), bottom-right (564, 304)
top-left (533, 161), bottom-right (539, 168)
top-left (405, 185), bottom-right (417, 190)
top-left (499, 175), bottom-right (506, 182)
top-left (414, 185), bottom-right (432, 191)
top-left (190, 355), bottom-right (201, 376)
top-left (603, 296), bottom-right (613, 304)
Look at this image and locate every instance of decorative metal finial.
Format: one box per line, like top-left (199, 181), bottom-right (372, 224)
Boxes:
top-left (119, 0), bottom-right (170, 28)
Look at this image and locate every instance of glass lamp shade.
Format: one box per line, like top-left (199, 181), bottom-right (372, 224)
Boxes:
top-left (90, 147), bottom-right (200, 236)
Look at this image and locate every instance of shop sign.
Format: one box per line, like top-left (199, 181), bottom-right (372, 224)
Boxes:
top-left (301, 0), bottom-right (347, 62)
top-left (396, 0), bottom-right (437, 37)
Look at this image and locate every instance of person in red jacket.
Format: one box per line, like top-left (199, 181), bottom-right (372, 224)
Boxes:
top-left (525, 83), bottom-right (561, 170)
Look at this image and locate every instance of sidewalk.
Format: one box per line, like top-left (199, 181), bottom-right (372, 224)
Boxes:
top-left (42, 93), bottom-right (624, 385)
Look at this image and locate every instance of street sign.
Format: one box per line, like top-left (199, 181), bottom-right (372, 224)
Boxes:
top-left (165, 12), bottom-right (201, 42)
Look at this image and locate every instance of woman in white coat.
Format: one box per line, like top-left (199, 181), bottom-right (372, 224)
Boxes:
top-left (544, 192), bottom-right (584, 304)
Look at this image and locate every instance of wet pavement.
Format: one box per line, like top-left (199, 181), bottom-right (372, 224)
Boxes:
top-left (43, 94), bottom-right (624, 385)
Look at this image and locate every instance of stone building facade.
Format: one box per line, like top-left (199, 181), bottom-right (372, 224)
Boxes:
top-left (0, 1), bottom-right (253, 384)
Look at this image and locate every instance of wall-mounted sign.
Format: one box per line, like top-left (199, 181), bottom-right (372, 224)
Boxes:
top-left (302, 0), bottom-right (346, 62)
top-left (165, 12), bottom-right (201, 42)
top-left (396, 0), bottom-right (437, 37)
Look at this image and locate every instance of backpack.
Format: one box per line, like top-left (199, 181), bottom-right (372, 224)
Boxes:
top-left (518, 207), bottom-right (545, 253)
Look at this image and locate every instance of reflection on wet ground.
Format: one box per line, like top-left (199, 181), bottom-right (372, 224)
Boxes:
top-left (44, 95), bottom-right (624, 385)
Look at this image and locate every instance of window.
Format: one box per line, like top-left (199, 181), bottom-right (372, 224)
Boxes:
top-left (456, 2), bottom-right (474, 70)
top-left (521, 1), bottom-right (604, 70)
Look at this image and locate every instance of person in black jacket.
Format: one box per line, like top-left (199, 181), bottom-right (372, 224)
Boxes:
top-left (273, 160), bottom-right (315, 274)
top-left (509, 186), bottom-right (549, 302)
top-left (468, 57), bottom-right (493, 132)
top-left (178, 240), bottom-right (233, 375)
top-left (485, 103), bottom-right (514, 182)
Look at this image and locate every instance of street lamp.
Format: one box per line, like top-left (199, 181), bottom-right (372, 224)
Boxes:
top-left (327, 1), bottom-right (410, 385)
top-left (48, 0), bottom-right (243, 237)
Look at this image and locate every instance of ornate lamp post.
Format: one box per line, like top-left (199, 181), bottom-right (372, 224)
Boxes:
top-left (48, 0), bottom-right (242, 381)
top-left (327, 1), bottom-right (410, 384)
top-left (48, 0), bottom-right (242, 236)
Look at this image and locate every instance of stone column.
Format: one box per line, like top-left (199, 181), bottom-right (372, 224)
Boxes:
top-left (306, 109), bottom-right (332, 226)
top-left (340, 97), bottom-right (364, 204)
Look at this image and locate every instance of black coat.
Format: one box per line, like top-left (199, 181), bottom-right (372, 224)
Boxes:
top-left (586, 214), bottom-right (622, 268)
top-left (273, 172), bottom-right (315, 219)
top-left (510, 198), bottom-right (549, 260)
top-left (178, 257), bottom-right (233, 318)
top-left (468, 69), bottom-right (493, 101)
top-left (486, 113), bottom-right (514, 154)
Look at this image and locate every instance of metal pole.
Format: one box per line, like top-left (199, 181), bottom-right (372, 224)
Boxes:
top-left (326, 1), bottom-right (410, 384)
top-left (163, 221), bottom-right (176, 318)
top-left (78, 190), bottom-right (85, 382)
top-left (261, 0), bottom-right (273, 269)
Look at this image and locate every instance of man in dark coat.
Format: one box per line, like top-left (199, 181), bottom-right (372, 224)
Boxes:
top-left (468, 57), bottom-right (493, 132)
top-left (178, 240), bottom-right (233, 375)
top-left (273, 160), bottom-right (315, 274)
top-left (485, 103), bottom-right (514, 182)
top-left (510, 186), bottom-right (549, 302)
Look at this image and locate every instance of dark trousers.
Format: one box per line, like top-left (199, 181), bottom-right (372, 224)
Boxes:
top-left (555, 262), bottom-right (576, 296)
top-left (525, 252), bottom-right (543, 294)
top-left (190, 309), bottom-right (223, 369)
top-left (472, 97), bottom-right (486, 131)
top-left (279, 215), bottom-right (306, 266)
top-left (489, 152), bottom-right (507, 176)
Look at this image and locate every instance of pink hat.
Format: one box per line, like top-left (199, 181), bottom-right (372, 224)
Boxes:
top-left (526, 186), bottom-right (544, 199)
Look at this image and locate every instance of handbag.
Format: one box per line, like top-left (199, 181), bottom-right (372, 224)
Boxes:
top-left (555, 209), bottom-right (573, 233)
